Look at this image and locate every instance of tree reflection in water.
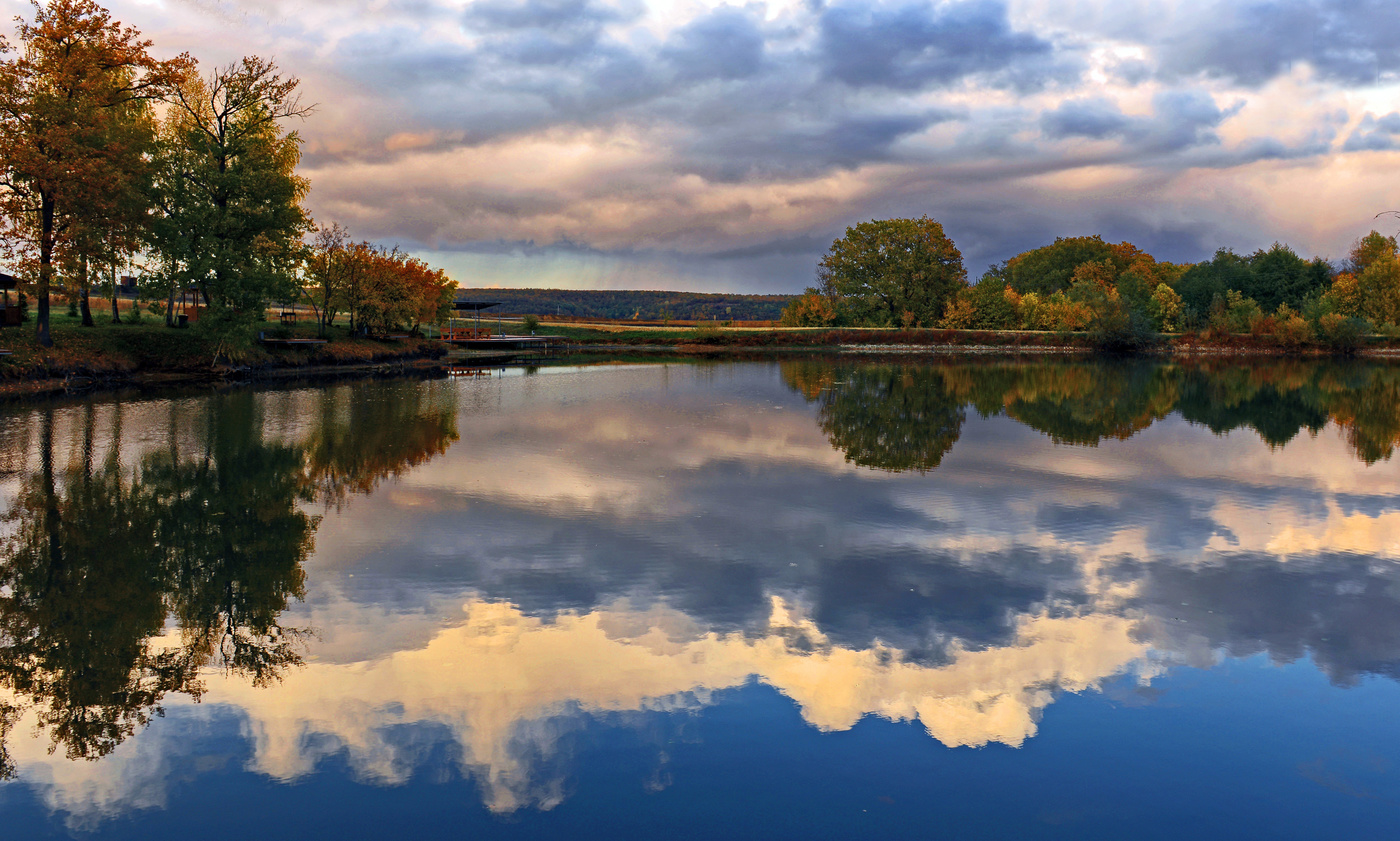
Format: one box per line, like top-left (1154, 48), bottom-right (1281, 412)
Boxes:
top-left (782, 361), bottom-right (965, 473)
top-left (0, 382), bottom-right (461, 763)
top-left (784, 357), bottom-right (1400, 471)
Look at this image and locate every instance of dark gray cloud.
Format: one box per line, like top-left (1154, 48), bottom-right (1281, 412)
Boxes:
top-left (1156, 0), bottom-right (1400, 86)
top-left (1040, 90), bottom-right (1228, 153)
top-left (466, 0), bottom-right (635, 32)
top-left (661, 6), bottom-right (768, 82)
top-left (1040, 97), bottom-right (1132, 139)
top-left (816, 0), bottom-right (1060, 91)
top-left (1343, 111), bottom-right (1400, 152)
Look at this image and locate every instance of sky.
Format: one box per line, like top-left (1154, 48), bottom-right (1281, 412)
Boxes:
top-left (26, 0), bottom-right (1400, 292)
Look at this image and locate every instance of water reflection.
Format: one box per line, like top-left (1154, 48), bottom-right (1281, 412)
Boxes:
top-left (784, 357), bottom-right (1400, 467)
top-left (0, 381), bottom-right (460, 771)
top-left (2, 360), bottom-right (1400, 830)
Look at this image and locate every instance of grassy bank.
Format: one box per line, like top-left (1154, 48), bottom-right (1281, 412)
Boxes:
top-left (534, 319), bottom-right (1400, 355)
top-left (0, 312), bottom-right (445, 396)
top-left (3, 312), bottom-right (1397, 401)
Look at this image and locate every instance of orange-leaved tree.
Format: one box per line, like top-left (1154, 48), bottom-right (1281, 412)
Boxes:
top-left (0, 0), bottom-right (190, 345)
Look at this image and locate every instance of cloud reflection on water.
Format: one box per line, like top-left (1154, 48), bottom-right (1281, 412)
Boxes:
top-left (4, 359), bottom-right (1400, 824)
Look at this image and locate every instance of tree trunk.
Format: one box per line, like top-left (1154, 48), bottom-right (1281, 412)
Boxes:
top-left (36, 193), bottom-right (54, 347)
top-left (165, 281), bottom-right (176, 327)
top-left (110, 266), bottom-right (122, 324)
top-left (79, 255), bottom-right (94, 327)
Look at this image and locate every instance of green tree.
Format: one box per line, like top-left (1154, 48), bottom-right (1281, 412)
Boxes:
top-left (0, 0), bottom-right (189, 346)
top-left (818, 217), bottom-right (966, 327)
top-left (1004, 235), bottom-right (1115, 295)
top-left (147, 57), bottom-right (311, 336)
top-left (1173, 249), bottom-right (1253, 322)
top-left (1148, 283), bottom-right (1183, 332)
top-left (62, 91), bottom-right (158, 326)
top-left (1243, 242), bottom-right (1330, 313)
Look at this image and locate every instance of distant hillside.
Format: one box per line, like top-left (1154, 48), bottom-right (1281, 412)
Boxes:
top-left (454, 288), bottom-right (795, 321)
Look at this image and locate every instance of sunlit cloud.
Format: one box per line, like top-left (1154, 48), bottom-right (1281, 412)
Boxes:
top-left (17, 0), bottom-right (1386, 291)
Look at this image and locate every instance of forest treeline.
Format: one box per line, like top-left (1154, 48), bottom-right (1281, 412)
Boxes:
top-left (455, 287), bottom-right (794, 321)
top-left (784, 217), bottom-right (1400, 351)
top-left (0, 0), bottom-right (454, 349)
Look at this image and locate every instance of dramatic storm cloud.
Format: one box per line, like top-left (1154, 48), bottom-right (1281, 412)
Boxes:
top-left (56, 0), bottom-right (1400, 290)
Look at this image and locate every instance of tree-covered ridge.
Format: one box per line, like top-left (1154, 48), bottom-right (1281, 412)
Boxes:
top-left (786, 219), bottom-right (1400, 352)
top-left (453, 287), bottom-right (795, 321)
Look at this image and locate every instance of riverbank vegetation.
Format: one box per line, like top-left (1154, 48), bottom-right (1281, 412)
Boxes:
top-left (782, 218), bottom-right (1400, 354)
top-left (0, 0), bottom-right (455, 352)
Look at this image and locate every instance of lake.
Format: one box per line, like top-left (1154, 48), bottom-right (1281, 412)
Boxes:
top-left (2, 356), bottom-right (1400, 839)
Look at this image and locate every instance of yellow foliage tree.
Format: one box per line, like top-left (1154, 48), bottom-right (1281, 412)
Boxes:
top-left (1356, 254), bottom-right (1400, 327)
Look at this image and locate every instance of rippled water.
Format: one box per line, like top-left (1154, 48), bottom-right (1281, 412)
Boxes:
top-left (2, 357), bottom-right (1400, 839)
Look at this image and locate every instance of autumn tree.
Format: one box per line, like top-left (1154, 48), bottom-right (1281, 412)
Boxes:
top-left (0, 0), bottom-right (190, 345)
top-left (63, 91), bottom-right (157, 325)
top-left (347, 245), bottom-right (455, 335)
top-left (303, 222), bottom-right (348, 336)
top-left (779, 290), bottom-right (839, 327)
top-left (1354, 254), bottom-right (1400, 327)
top-left (818, 216), bottom-right (966, 327)
top-left (147, 56), bottom-right (310, 333)
top-left (1346, 230), bottom-right (1398, 275)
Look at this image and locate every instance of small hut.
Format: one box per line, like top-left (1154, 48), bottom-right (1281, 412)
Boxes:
top-left (447, 300), bottom-right (500, 340)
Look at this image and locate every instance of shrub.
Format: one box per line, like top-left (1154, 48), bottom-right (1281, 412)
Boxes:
top-left (1208, 289), bottom-right (1262, 333)
top-left (780, 291), bottom-right (838, 327)
top-left (1316, 313), bottom-right (1369, 354)
top-left (522, 313), bottom-right (540, 333)
top-left (690, 321), bottom-right (722, 342)
top-left (1271, 314), bottom-right (1312, 349)
top-left (939, 296), bottom-right (977, 329)
top-left (1089, 304), bottom-right (1158, 353)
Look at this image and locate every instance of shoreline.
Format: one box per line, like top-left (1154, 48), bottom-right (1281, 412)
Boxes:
top-left (3, 326), bottom-right (1399, 401)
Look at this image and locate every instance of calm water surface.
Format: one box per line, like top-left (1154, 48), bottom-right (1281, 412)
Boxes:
top-left (2, 357), bottom-right (1400, 838)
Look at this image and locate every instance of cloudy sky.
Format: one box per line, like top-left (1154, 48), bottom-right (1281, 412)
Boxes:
top-left (37, 0), bottom-right (1400, 291)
